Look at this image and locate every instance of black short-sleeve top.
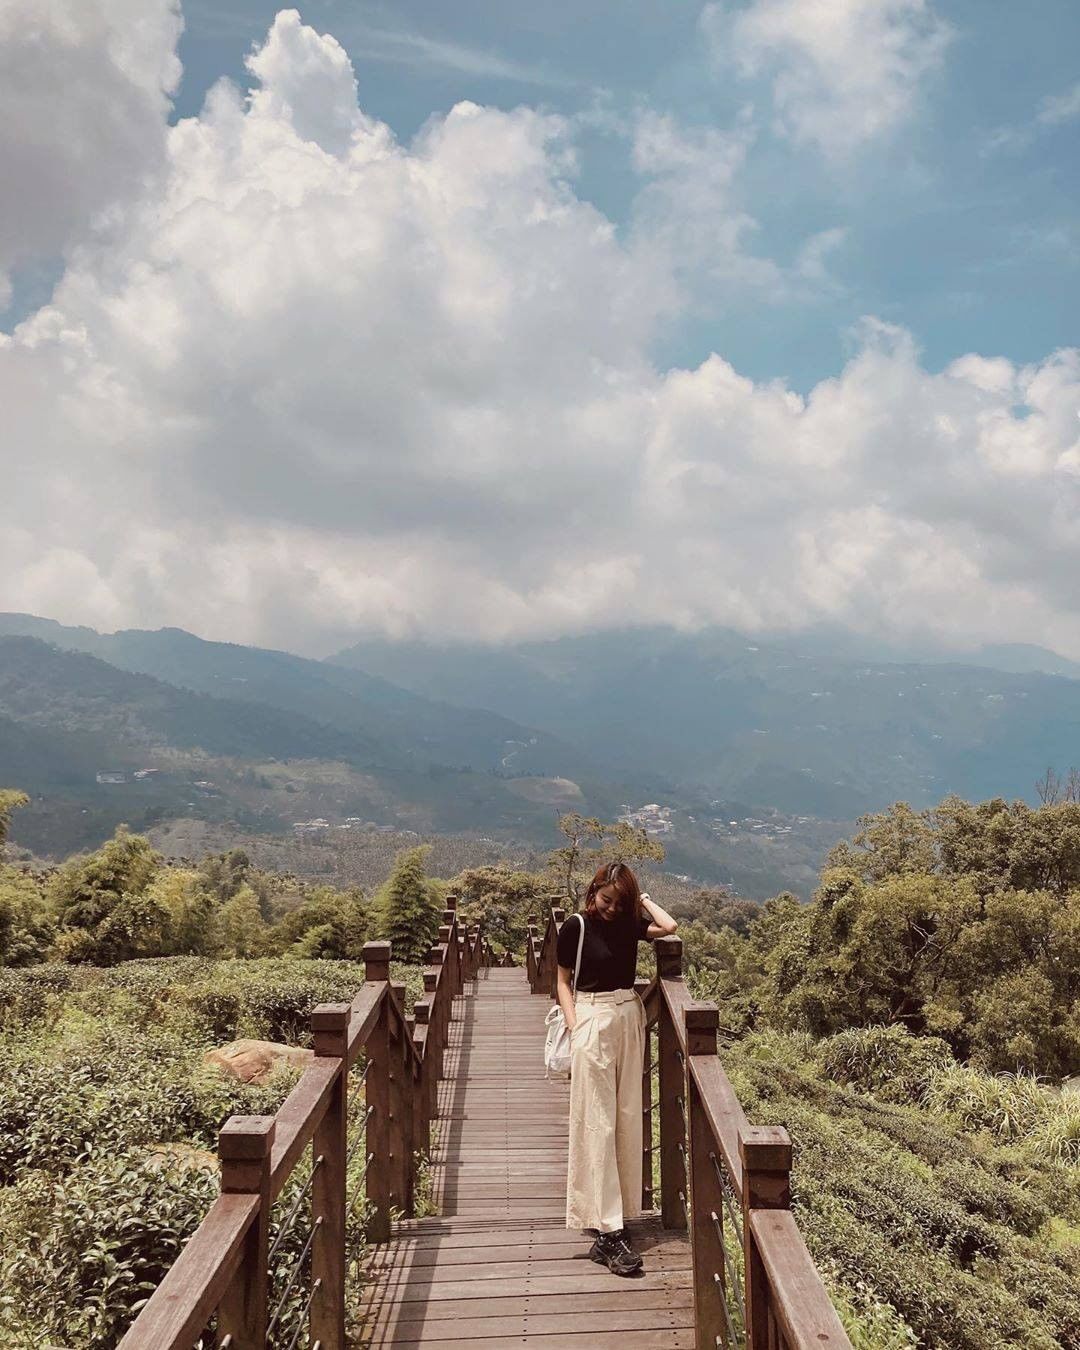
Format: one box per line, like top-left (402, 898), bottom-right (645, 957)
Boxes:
top-left (555, 909), bottom-right (653, 993)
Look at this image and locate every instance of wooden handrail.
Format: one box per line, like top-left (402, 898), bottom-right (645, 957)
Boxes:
top-left (530, 901), bottom-right (852, 1350)
top-left (119, 897), bottom-right (494, 1350)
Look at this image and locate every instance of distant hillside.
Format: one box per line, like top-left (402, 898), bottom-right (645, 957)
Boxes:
top-left (0, 635), bottom-right (391, 764)
top-left (0, 634), bottom-right (621, 858)
top-left (10, 613), bottom-right (1080, 897)
top-left (330, 626), bottom-right (1080, 816)
top-left (0, 614), bottom-right (592, 780)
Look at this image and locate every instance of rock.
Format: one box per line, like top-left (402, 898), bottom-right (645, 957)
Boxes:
top-left (145, 1142), bottom-right (220, 1173)
top-left (203, 1039), bottom-right (314, 1084)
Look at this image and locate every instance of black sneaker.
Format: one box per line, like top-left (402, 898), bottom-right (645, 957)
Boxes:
top-left (588, 1229), bottom-right (643, 1276)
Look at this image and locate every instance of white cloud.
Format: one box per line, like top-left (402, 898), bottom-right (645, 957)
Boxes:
top-left (0, 0), bottom-right (182, 284)
top-left (984, 80), bottom-right (1080, 157)
top-left (1037, 82), bottom-right (1080, 127)
top-left (701, 0), bottom-right (951, 158)
top-left (341, 19), bottom-right (572, 88)
top-left (628, 110), bottom-right (848, 304)
top-left (1, 8), bottom-right (1079, 662)
top-left (629, 109), bottom-right (783, 296)
top-left (793, 226), bottom-right (849, 287)
top-left (244, 8), bottom-right (367, 157)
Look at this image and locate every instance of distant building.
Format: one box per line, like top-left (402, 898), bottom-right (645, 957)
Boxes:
top-left (618, 802), bottom-right (674, 835)
top-left (96, 771), bottom-right (126, 784)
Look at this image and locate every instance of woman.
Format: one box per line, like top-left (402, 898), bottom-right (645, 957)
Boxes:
top-left (555, 860), bottom-right (678, 1276)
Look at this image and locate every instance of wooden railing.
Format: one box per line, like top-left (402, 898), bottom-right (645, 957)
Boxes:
top-left (528, 902), bottom-right (851, 1350)
top-left (119, 896), bottom-right (492, 1350)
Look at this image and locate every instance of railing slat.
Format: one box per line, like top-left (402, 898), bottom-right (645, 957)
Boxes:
top-left (116, 1194), bottom-right (259, 1349)
top-left (311, 1004), bottom-right (349, 1350)
top-left (688, 1054), bottom-right (749, 1199)
top-left (270, 1061), bottom-right (340, 1201)
top-left (750, 1210), bottom-right (850, 1349)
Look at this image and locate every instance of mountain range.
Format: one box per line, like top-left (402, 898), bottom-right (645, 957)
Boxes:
top-left (2, 612), bottom-right (1078, 895)
top-left (330, 626), bottom-right (1080, 816)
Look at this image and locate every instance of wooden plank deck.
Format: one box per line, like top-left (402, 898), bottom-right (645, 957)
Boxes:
top-left (355, 966), bottom-right (695, 1347)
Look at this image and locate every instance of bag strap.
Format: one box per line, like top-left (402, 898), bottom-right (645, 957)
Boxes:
top-left (571, 912), bottom-right (585, 994)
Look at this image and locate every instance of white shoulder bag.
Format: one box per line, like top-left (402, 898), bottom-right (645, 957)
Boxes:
top-left (543, 912), bottom-right (585, 1080)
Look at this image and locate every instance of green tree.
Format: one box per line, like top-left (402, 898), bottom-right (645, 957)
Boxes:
top-left (452, 864), bottom-right (548, 954)
top-left (761, 868), bottom-right (981, 1040)
top-left (373, 845), bottom-right (440, 964)
top-left (826, 802), bottom-right (937, 882)
top-left (145, 868), bottom-right (218, 955)
top-left (0, 789), bottom-right (29, 850)
top-left (218, 884), bottom-right (267, 958)
top-left (670, 886), bottom-right (761, 936)
top-left (198, 848), bottom-right (252, 902)
top-left (197, 848), bottom-right (277, 920)
top-left (269, 885), bottom-right (369, 960)
top-left (827, 795), bottom-right (1080, 899)
top-left (0, 866), bottom-right (53, 966)
top-left (48, 828), bottom-right (163, 964)
top-left (547, 812), bottom-right (665, 904)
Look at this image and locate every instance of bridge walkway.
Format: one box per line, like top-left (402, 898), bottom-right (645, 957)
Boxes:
top-left (356, 966), bottom-right (694, 1348)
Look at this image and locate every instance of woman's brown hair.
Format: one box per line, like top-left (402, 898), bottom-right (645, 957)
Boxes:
top-left (583, 860), bottom-right (643, 926)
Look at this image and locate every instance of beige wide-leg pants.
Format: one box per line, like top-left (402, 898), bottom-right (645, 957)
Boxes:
top-left (565, 988), bottom-right (646, 1233)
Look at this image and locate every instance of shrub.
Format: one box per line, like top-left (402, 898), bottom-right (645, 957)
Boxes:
top-left (0, 1018), bottom-right (301, 1184)
top-left (818, 1024), bottom-right (955, 1102)
top-left (0, 961), bottom-right (78, 1028)
top-left (724, 1040), bottom-right (1080, 1349)
top-left (919, 1066), bottom-right (1052, 1141)
top-left (1026, 1099), bottom-right (1080, 1164)
top-left (0, 1150), bottom-right (220, 1348)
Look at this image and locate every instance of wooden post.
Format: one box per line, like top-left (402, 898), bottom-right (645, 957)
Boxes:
top-left (413, 996), bottom-right (432, 1154)
top-left (534, 915), bottom-right (547, 994)
top-left (740, 1126), bottom-right (792, 1350)
top-left (462, 924), bottom-right (475, 980)
top-left (216, 1116), bottom-right (274, 1350)
top-left (472, 924), bottom-right (482, 978)
top-left (428, 946), bottom-right (447, 1053)
top-left (438, 924), bottom-right (456, 998)
top-left (636, 978), bottom-right (655, 1212)
top-left (656, 936), bottom-right (686, 1231)
top-left (422, 970), bottom-right (442, 1096)
top-left (549, 907), bottom-right (565, 999)
top-left (685, 1003), bottom-right (725, 1350)
top-left (310, 1004), bottom-right (349, 1350)
top-left (391, 980), bottom-right (415, 1216)
top-left (526, 921), bottom-right (538, 990)
top-left (441, 903), bottom-right (458, 994)
top-left (362, 942), bottom-right (392, 1242)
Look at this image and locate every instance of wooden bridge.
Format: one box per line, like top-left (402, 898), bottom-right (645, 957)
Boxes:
top-left (119, 900), bottom-right (851, 1350)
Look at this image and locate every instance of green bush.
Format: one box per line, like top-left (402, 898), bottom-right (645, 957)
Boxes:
top-left (1026, 1098), bottom-right (1080, 1164)
top-left (919, 1066), bottom-right (1052, 1140)
top-left (0, 1149), bottom-right (220, 1348)
top-left (0, 1024), bottom-right (299, 1183)
top-left (724, 1038), bottom-right (1080, 1349)
top-left (0, 961), bottom-right (78, 1027)
top-left (818, 1024), bottom-right (955, 1102)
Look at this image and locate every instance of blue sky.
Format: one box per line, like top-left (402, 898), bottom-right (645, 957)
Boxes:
top-left (171, 0), bottom-right (1080, 392)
